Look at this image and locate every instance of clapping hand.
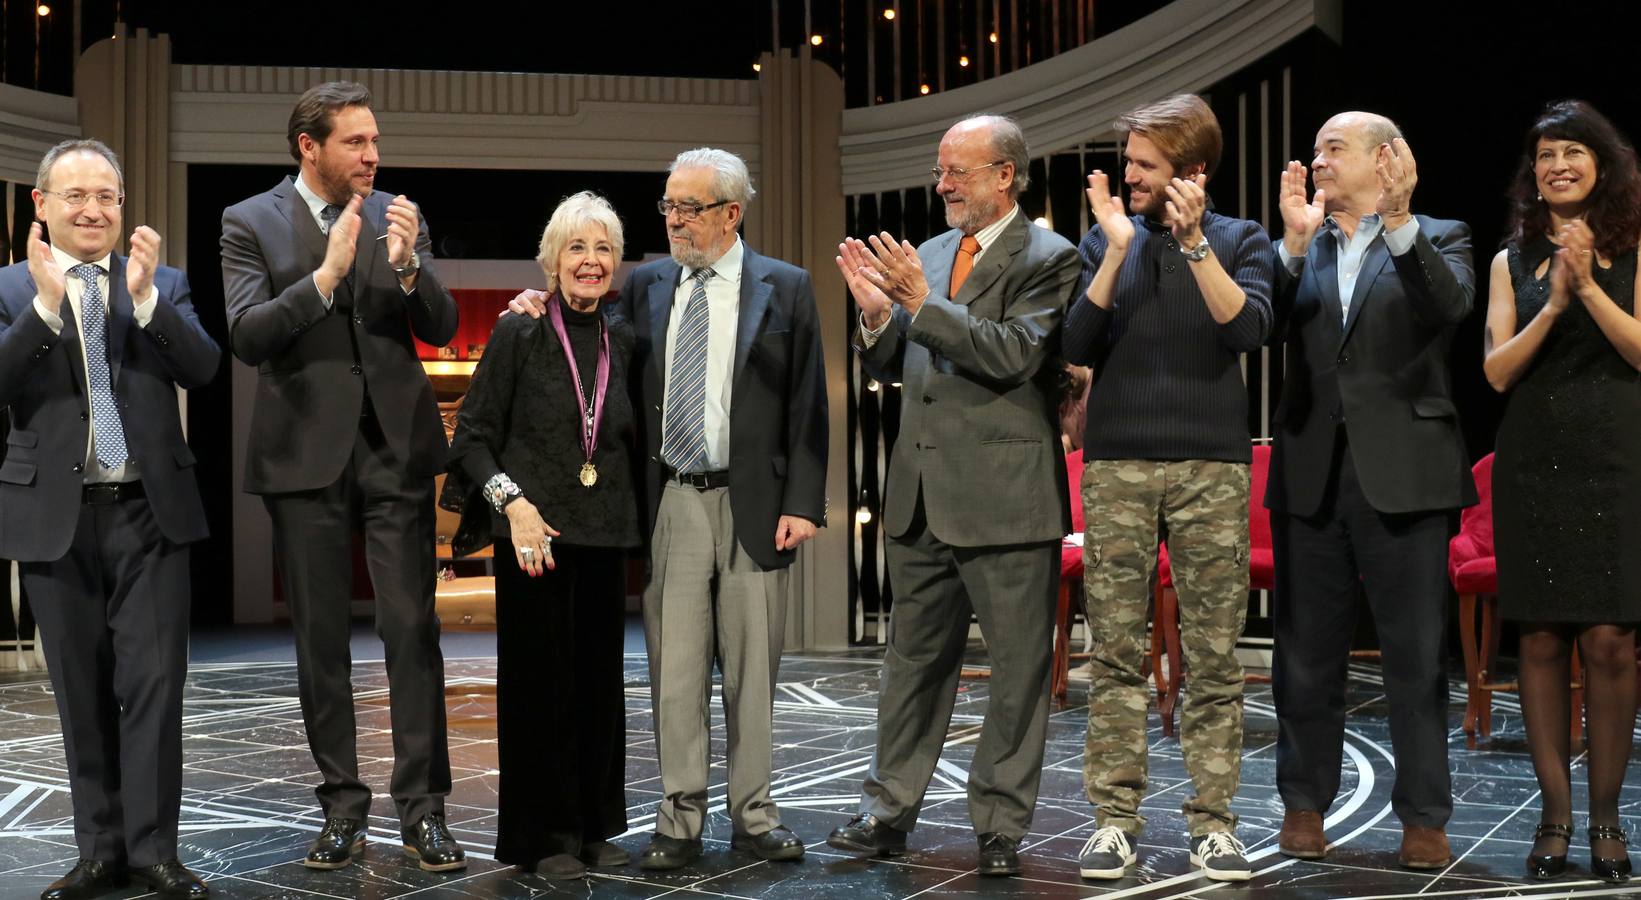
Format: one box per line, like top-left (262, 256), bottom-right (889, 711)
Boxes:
top-left (1279, 161), bottom-right (1325, 256)
top-left (837, 238), bottom-right (895, 330)
top-left (1375, 138), bottom-right (1417, 229)
top-left (126, 225), bottom-right (161, 301)
top-left (1557, 218), bottom-right (1598, 295)
top-left (384, 195), bottom-right (421, 274)
top-left (1085, 169), bottom-right (1133, 253)
top-left (25, 222), bottom-right (66, 316)
top-left (1163, 174), bottom-right (1208, 247)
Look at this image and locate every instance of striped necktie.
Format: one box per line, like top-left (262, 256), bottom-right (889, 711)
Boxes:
top-left (661, 267), bottom-right (715, 472)
top-left (71, 264), bottom-right (129, 470)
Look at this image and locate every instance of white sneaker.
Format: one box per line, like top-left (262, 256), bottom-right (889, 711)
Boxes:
top-left (1078, 825), bottom-right (1137, 880)
top-left (1190, 831), bottom-right (1251, 881)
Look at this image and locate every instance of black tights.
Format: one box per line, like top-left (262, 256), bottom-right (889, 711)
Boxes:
top-left (1518, 623), bottom-right (1637, 858)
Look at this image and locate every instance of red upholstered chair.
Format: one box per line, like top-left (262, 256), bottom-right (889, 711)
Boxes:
top-left (1051, 450), bottom-right (1086, 702)
top-left (1150, 443), bottom-right (1275, 736)
top-left (1451, 452), bottom-right (1582, 748)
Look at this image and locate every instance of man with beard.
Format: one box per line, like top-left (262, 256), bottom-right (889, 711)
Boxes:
top-left (219, 81), bottom-right (465, 873)
top-left (508, 147), bottom-right (828, 870)
top-left (825, 114), bottom-right (1080, 876)
top-left (1062, 93), bottom-right (1273, 883)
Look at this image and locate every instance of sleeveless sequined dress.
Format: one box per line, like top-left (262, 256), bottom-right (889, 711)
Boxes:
top-left (1495, 237), bottom-right (1641, 622)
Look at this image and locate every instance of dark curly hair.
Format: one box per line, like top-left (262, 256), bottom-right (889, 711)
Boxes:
top-left (1506, 100), bottom-right (1641, 259)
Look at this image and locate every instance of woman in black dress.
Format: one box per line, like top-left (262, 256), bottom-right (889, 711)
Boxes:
top-left (444, 191), bottom-right (641, 880)
top-left (1485, 101), bottom-right (1641, 883)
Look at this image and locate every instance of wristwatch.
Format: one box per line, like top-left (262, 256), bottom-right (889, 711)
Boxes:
top-left (392, 250), bottom-right (421, 276)
top-left (1182, 238), bottom-right (1212, 263)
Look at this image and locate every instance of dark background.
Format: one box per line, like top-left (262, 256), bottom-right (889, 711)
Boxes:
top-left (6, 1), bottom-right (1639, 626)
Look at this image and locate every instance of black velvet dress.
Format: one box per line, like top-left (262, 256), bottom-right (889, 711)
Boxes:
top-left (444, 298), bottom-right (641, 865)
top-left (1495, 238), bottom-right (1641, 623)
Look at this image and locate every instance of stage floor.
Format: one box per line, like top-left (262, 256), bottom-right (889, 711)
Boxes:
top-left (0, 625), bottom-right (1634, 899)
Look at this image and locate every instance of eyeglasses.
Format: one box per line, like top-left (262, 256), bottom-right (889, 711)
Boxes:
top-left (657, 199), bottom-right (729, 221)
top-left (41, 190), bottom-right (125, 209)
top-left (930, 161), bottom-right (1006, 183)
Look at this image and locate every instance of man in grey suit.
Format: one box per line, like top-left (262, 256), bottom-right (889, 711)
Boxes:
top-left (827, 114), bottom-right (1080, 876)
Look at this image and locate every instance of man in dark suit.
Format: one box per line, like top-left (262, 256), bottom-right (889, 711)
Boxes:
top-left (1267, 111), bottom-right (1476, 869)
top-left (827, 114), bottom-right (1080, 877)
top-left (218, 82), bottom-right (464, 873)
top-left (0, 140), bottom-right (218, 899)
top-left (508, 148), bottom-right (828, 871)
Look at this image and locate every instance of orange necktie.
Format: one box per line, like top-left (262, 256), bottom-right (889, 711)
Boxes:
top-left (950, 235), bottom-right (981, 296)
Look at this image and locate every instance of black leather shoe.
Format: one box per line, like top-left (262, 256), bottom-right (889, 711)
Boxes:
top-left (401, 813), bottom-right (467, 872)
top-left (731, 825), bottom-right (805, 861)
top-left (1526, 822), bottom-right (1571, 880)
top-left (826, 813), bottom-right (907, 857)
top-left (304, 817), bottom-right (367, 870)
top-left (638, 834), bottom-right (703, 870)
top-left (1590, 825), bottom-right (1632, 883)
top-left (577, 839), bottom-right (629, 867)
top-left (129, 861), bottom-right (209, 898)
top-left (977, 832), bottom-right (1021, 877)
top-left (40, 860), bottom-right (126, 900)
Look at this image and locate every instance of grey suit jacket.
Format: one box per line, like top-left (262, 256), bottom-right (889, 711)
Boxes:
top-left (857, 211), bottom-right (1079, 547)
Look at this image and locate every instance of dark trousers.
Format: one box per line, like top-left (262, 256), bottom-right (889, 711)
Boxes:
top-left (22, 495), bottom-right (190, 868)
top-left (493, 543), bottom-right (628, 866)
top-left (1272, 436), bottom-right (1453, 827)
top-left (862, 491), bottom-right (1058, 839)
top-left (263, 414), bottom-right (449, 825)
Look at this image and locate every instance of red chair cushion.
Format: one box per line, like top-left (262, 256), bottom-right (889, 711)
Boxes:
top-left (1447, 452), bottom-right (1496, 594)
top-left (1061, 544), bottom-right (1084, 580)
top-left (1066, 449), bottom-right (1085, 535)
top-left (1450, 556), bottom-right (1497, 595)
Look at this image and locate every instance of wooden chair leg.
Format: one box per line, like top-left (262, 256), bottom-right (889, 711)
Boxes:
top-left (1479, 594), bottom-right (1502, 740)
top-left (1150, 579), bottom-right (1172, 737)
top-left (1570, 642), bottom-right (1585, 747)
top-left (1457, 593), bottom-right (1481, 747)
top-left (1159, 584), bottom-right (1183, 738)
top-left (1053, 579), bottom-right (1073, 704)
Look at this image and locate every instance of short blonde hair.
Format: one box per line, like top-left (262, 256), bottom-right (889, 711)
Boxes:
top-left (536, 191), bottom-right (626, 291)
top-left (1116, 93), bottom-right (1223, 179)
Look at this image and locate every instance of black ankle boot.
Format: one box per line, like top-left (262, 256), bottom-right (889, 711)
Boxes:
top-left (1526, 822), bottom-right (1570, 879)
top-left (1589, 825), bottom-right (1631, 883)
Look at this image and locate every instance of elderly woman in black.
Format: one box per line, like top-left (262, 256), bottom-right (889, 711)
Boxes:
top-left (444, 191), bottom-right (640, 880)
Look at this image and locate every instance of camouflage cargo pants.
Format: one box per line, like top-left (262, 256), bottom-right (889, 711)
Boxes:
top-left (1081, 458), bottom-right (1249, 836)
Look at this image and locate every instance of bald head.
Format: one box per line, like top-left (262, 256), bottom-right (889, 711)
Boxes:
top-left (1323, 111), bottom-right (1403, 152)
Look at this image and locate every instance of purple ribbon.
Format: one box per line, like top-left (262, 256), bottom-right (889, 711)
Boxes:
top-left (547, 295), bottom-right (610, 467)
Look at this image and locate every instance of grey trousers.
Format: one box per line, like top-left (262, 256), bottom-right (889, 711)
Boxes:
top-left (643, 481), bottom-right (788, 839)
top-left (860, 498), bottom-right (1058, 839)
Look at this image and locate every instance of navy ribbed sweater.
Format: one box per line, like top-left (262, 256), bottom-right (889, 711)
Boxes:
top-left (1063, 211), bottom-right (1275, 464)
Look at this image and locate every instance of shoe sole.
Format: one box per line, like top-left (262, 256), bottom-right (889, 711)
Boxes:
top-left (825, 835), bottom-right (906, 857)
top-left (977, 862), bottom-right (1020, 877)
top-left (1279, 843), bottom-right (1326, 860)
top-left (1191, 852), bottom-right (1251, 882)
top-left (303, 836), bottom-right (367, 870)
top-left (1399, 857), bottom-right (1451, 870)
top-left (730, 837), bottom-right (805, 861)
top-left (637, 853), bottom-right (700, 871)
top-left (578, 851), bottom-right (631, 868)
top-left (1078, 857), bottom-right (1135, 880)
top-left (402, 844), bottom-right (468, 872)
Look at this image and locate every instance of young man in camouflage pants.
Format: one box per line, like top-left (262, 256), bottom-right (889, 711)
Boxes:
top-left (1061, 94), bottom-right (1275, 883)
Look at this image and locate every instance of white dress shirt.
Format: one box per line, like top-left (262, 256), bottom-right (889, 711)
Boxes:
top-left (662, 237), bottom-right (744, 472)
top-left (31, 244), bottom-right (158, 483)
top-left (859, 203), bottom-right (1021, 347)
top-left (1278, 214), bottom-right (1420, 323)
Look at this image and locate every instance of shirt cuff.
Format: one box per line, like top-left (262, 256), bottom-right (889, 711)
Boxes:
top-left (1383, 217), bottom-right (1421, 256)
top-left (32, 296), bottom-right (64, 335)
top-left (859, 311), bottom-right (890, 348)
top-left (132, 286), bottom-right (160, 328)
top-left (1277, 242), bottom-right (1304, 276)
top-left (311, 273), bottom-right (334, 309)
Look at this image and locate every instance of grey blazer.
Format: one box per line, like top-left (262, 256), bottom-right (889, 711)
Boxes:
top-left (857, 212), bottom-right (1080, 547)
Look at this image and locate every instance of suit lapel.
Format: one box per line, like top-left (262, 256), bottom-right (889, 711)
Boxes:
top-left (733, 249), bottom-right (774, 389)
top-left (104, 255), bottom-right (133, 385)
top-left (26, 271), bottom-right (88, 397)
top-left (277, 178), bottom-right (329, 270)
top-left (924, 232), bottom-right (958, 302)
top-left (954, 214), bottom-right (1026, 304)
top-left (1340, 238), bottom-right (1391, 344)
top-left (647, 262), bottom-right (681, 377)
top-left (351, 199), bottom-right (380, 311)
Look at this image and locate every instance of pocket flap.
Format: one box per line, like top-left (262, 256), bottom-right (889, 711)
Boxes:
top-left (173, 444), bottom-right (198, 467)
top-left (5, 429), bottom-right (38, 449)
top-left (771, 455), bottom-right (787, 477)
top-left (1412, 397), bottom-right (1457, 418)
top-left (0, 458), bottom-right (37, 485)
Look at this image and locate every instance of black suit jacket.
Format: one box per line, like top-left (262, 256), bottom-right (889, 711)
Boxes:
top-left (0, 258), bottom-right (219, 561)
top-left (617, 245), bottom-right (828, 571)
top-left (1266, 215), bottom-right (1478, 517)
top-left (220, 177), bottom-right (458, 494)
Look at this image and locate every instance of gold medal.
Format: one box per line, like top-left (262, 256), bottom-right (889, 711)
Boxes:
top-left (579, 462), bottom-right (598, 487)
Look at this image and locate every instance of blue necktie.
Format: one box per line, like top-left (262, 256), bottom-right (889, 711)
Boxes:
top-left (71, 264), bottom-right (129, 470)
top-left (661, 267), bottom-right (715, 472)
top-left (320, 203), bottom-right (343, 233)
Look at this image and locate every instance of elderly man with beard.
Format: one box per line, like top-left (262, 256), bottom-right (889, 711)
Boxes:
top-left (1063, 93), bottom-right (1273, 883)
top-left (510, 147), bottom-right (829, 871)
top-left (825, 114), bottom-right (1080, 877)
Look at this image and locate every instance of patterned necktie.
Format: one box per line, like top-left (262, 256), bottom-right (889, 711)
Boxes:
top-left (71, 264), bottom-right (129, 470)
top-left (950, 235), bottom-right (982, 295)
top-left (320, 203), bottom-right (343, 234)
top-left (661, 267), bottom-right (715, 472)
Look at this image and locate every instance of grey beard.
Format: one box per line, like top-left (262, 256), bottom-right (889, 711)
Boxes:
top-left (945, 196), bottom-right (999, 234)
top-left (670, 242), bottom-right (713, 270)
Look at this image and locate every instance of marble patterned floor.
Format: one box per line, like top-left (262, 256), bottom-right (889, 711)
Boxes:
top-left (0, 639), bottom-right (1635, 899)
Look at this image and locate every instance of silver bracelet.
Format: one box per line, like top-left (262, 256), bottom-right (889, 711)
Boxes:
top-left (482, 473), bottom-right (523, 513)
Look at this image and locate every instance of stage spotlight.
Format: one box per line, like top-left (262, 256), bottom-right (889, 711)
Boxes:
top-left (810, 34), bottom-right (824, 46)
top-left (989, 32), bottom-right (999, 43)
top-left (883, 8), bottom-right (895, 20)
top-left (958, 55), bottom-right (970, 67)
top-left (856, 505), bottom-right (872, 525)
top-left (37, 3), bottom-right (51, 14)
top-left (752, 62), bottom-right (762, 72)
top-left (919, 84), bottom-right (930, 95)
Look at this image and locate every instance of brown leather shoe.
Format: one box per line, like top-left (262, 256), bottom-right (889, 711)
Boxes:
top-left (1399, 825), bottom-right (1452, 869)
top-left (1279, 809), bottom-right (1326, 859)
